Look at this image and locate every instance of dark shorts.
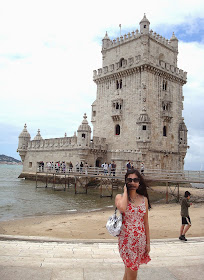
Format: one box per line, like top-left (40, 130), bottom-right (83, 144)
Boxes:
top-left (182, 216), bottom-right (191, 225)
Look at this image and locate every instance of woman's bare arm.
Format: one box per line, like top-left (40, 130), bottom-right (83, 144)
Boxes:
top-left (144, 197), bottom-right (150, 254)
top-left (115, 185), bottom-right (128, 213)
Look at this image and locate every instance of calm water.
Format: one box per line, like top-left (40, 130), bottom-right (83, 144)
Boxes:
top-left (0, 165), bottom-right (116, 221)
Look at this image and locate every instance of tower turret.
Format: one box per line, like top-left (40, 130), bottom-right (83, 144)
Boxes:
top-left (33, 129), bottom-right (43, 141)
top-left (136, 109), bottom-right (151, 149)
top-left (77, 113), bottom-right (91, 147)
top-left (102, 31), bottom-right (111, 49)
top-left (170, 32), bottom-right (178, 51)
top-left (17, 124), bottom-right (31, 162)
top-left (179, 119), bottom-right (188, 148)
top-left (140, 13), bottom-right (150, 34)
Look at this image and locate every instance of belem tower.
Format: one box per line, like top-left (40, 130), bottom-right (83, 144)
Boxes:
top-left (17, 15), bottom-right (188, 175)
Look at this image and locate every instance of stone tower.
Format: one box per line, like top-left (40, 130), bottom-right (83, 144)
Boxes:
top-left (17, 124), bottom-right (31, 162)
top-left (92, 15), bottom-right (188, 171)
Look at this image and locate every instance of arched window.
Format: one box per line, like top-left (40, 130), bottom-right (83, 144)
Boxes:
top-left (163, 126), bottom-right (167, 137)
top-left (120, 79), bottom-right (122, 89)
top-left (82, 133), bottom-right (86, 138)
top-left (115, 124), bottom-right (120, 135)
top-left (116, 80), bottom-right (119, 89)
top-left (119, 58), bottom-right (124, 67)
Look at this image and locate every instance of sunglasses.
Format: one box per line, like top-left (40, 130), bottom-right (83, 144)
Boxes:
top-left (126, 178), bottom-right (140, 183)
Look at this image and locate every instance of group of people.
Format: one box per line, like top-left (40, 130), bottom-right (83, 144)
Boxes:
top-left (45, 161), bottom-right (89, 173)
top-left (126, 160), bottom-right (145, 175)
top-left (101, 161), bottom-right (117, 176)
top-left (115, 168), bottom-right (192, 280)
top-left (75, 162), bottom-right (89, 174)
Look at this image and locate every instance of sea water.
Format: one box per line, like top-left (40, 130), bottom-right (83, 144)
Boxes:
top-left (0, 164), bottom-right (115, 221)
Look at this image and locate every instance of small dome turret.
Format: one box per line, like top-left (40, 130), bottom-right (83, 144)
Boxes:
top-left (33, 129), bottom-right (43, 141)
top-left (19, 123), bottom-right (31, 139)
top-left (140, 13), bottom-right (150, 34)
top-left (77, 113), bottom-right (91, 147)
top-left (77, 113), bottom-right (91, 133)
top-left (17, 123), bottom-right (31, 162)
top-left (102, 31), bottom-right (111, 49)
top-left (179, 119), bottom-right (188, 147)
top-left (170, 32), bottom-right (178, 50)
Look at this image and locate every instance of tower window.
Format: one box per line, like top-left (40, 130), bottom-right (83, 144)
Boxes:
top-left (163, 126), bottom-right (167, 137)
top-left (115, 125), bottom-right (120, 135)
top-left (82, 133), bottom-right (86, 138)
top-left (142, 125), bottom-right (146, 130)
top-left (144, 25), bottom-right (146, 28)
top-left (163, 80), bottom-right (167, 91)
top-left (116, 79), bottom-right (122, 89)
top-left (119, 58), bottom-right (124, 67)
top-left (120, 79), bottom-right (122, 89)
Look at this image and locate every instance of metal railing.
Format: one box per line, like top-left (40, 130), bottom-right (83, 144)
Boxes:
top-left (36, 166), bottom-right (204, 184)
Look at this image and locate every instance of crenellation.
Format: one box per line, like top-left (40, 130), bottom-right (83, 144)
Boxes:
top-left (27, 136), bottom-right (79, 151)
top-left (93, 55), bottom-right (187, 83)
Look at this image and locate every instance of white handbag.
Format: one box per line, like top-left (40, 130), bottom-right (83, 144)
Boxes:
top-left (106, 208), bottom-right (122, 237)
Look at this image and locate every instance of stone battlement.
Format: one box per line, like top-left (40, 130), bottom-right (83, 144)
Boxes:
top-left (27, 136), bottom-right (107, 151)
top-left (102, 29), bottom-right (175, 51)
top-left (93, 55), bottom-right (187, 82)
top-left (28, 137), bottom-right (77, 150)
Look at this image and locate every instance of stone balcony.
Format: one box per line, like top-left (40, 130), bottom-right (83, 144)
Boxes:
top-left (111, 109), bottom-right (123, 121)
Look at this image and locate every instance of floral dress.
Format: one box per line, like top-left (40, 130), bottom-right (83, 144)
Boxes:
top-left (118, 197), bottom-right (151, 271)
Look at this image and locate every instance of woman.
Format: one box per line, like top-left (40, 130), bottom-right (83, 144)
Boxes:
top-left (115, 169), bottom-right (151, 280)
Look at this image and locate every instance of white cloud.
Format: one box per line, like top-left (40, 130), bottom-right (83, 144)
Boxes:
top-left (0, 0), bottom-right (204, 169)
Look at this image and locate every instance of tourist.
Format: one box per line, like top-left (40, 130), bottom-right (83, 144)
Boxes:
top-left (62, 161), bottom-right (66, 173)
top-left (179, 191), bottom-right (192, 241)
top-left (126, 160), bottom-right (131, 171)
top-left (80, 162), bottom-right (83, 173)
top-left (103, 162), bottom-right (108, 175)
top-left (69, 161), bottom-right (73, 172)
top-left (115, 169), bottom-right (151, 280)
top-left (47, 162), bottom-right (51, 171)
top-left (111, 161), bottom-right (116, 176)
top-left (140, 162), bottom-right (144, 175)
top-left (108, 163), bottom-right (112, 176)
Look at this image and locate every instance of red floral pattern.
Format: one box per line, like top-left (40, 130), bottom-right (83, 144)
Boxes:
top-left (118, 198), bottom-right (151, 271)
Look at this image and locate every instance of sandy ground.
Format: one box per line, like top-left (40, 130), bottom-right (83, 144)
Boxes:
top-left (0, 201), bottom-right (204, 240)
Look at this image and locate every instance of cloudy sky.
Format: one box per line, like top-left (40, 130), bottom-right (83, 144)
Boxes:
top-left (0, 0), bottom-right (203, 170)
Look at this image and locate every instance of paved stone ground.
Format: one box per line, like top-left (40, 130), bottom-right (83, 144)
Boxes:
top-left (0, 236), bottom-right (203, 280)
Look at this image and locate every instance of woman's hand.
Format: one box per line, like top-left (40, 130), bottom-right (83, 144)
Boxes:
top-left (145, 243), bottom-right (150, 255)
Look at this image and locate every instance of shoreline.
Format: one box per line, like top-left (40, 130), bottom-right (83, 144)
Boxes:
top-left (0, 202), bottom-right (204, 240)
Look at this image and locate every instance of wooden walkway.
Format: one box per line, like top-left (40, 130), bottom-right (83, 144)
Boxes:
top-left (34, 168), bottom-right (204, 203)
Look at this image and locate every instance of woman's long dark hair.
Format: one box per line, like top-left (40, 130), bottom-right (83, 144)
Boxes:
top-left (125, 169), bottom-right (151, 209)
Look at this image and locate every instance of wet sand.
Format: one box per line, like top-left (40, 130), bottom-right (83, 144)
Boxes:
top-left (0, 202), bottom-right (203, 239)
